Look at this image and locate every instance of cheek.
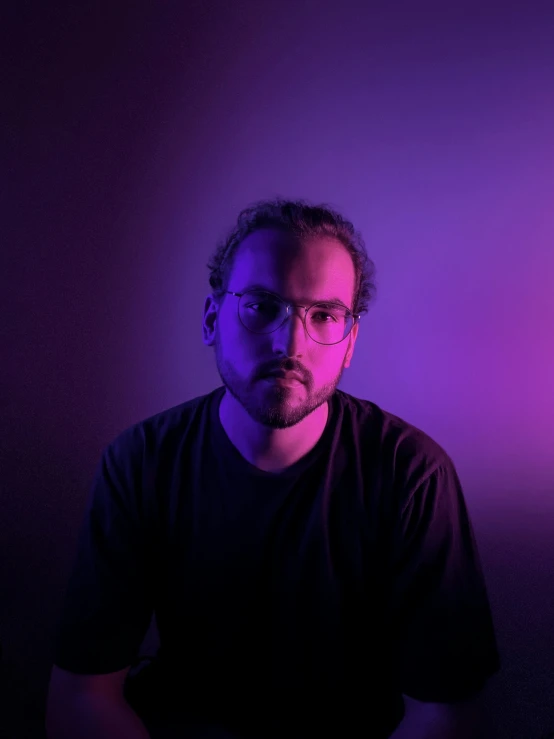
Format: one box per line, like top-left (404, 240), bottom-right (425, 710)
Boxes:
top-left (217, 311), bottom-right (240, 347)
top-left (310, 348), bottom-right (343, 376)
top-left (218, 320), bottom-right (259, 363)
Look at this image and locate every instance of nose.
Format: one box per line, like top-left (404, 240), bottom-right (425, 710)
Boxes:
top-left (271, 307), bottom-right (307, 357)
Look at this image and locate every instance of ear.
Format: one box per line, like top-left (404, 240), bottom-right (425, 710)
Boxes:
top-left (342, 322), bottom-right (359, 368)
top-left (202, 294), bottom-right (219, 346)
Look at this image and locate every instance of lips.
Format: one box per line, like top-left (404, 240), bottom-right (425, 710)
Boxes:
top-left (264, 371), bottom-right (304, 383)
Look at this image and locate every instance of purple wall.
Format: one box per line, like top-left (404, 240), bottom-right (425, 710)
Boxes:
top-left (3, 2), bottom-right (554, 737)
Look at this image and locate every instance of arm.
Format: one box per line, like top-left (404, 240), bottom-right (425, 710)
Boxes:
top-left (50, 436), bottom-right (155, 736)
top-left (45, 665), bottom-right (151, 739)
top-left (386, 460), bottom-right (500, 732)
top-left (388, 694), bottom-right (485, 739)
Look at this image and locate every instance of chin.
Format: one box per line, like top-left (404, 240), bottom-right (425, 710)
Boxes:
top-left (254, 411), bottom-right (306, 429)
top-left (251, 391), bottom-right (326, 429)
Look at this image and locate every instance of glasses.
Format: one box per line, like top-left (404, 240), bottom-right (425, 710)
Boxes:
top-left (225, 289), bottom-right (360, 345)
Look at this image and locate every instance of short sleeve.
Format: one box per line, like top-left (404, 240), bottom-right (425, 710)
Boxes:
top-left (387, 458), bottom-right (501, 702)
top-left (53, 434), bottom-right (154, 674)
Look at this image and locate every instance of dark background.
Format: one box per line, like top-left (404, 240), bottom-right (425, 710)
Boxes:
top-left (2, 2), bottom-right (554, 737)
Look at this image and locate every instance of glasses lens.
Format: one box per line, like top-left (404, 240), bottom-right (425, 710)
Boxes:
top-left (239, 291), bottom-right (285, 333)
top-left (306, 303), bottom-right (353, 344)
top-left (238, 291), bottom-right (354, 344)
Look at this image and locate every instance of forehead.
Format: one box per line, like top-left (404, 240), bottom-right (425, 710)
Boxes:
top-left (229, 229), bottom-right (356, 304)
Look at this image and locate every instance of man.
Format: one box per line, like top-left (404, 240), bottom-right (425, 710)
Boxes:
top-left (46, 199), bottom-right (500, 738)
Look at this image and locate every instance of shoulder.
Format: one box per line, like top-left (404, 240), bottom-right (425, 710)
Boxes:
top-left (334, 389), bottom-right (455, 491)
top-left (87, 389), bottom-right (221, 519)
top-left (105, 387), bottom-right (220, 461)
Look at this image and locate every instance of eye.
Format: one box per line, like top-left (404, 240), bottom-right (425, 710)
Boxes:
top-left (245, 298), bottom-right (280, 316)
top-left (312, 311), bottom-right (337, 323)
top-left (310, 304), bottom-right (347, 323)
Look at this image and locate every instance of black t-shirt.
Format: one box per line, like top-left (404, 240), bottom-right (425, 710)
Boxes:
top-left (53, 386), bottom-right (500, 738)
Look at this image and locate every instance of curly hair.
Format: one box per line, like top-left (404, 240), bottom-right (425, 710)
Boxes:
top-left (206, 198), bottom-right (377, 316)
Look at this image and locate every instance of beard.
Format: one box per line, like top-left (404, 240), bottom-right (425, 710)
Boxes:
top-left (214, 335), bottom-right (346, 429)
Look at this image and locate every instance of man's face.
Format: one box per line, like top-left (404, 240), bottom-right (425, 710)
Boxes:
top-left (203, 228), bottom-right (359, 429)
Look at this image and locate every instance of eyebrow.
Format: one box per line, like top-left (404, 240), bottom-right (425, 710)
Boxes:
top-left (241, 284), bottom-right (351, 310)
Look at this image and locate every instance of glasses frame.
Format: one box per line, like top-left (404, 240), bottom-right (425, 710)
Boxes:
top-left (224, 290), bottom-right (361, 346)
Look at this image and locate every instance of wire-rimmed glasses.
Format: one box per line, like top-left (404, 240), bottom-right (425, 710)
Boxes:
top-left (225, 289), bottom-right (360, 345)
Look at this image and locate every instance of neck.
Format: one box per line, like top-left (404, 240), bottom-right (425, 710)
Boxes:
top-left (219, 390), bottom-right (329, 473)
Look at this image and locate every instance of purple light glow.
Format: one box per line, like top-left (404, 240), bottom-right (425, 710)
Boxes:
top-left (4, 3), bottom-right (554, 737)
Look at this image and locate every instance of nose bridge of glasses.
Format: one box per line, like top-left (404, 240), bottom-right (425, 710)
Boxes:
top-left (282, 300), bottom-right (311, 327)
top-left (274, 309), bottom-right (307, 355)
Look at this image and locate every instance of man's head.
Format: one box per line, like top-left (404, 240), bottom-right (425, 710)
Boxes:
top-left (202, 199), bottom-right (376, 429)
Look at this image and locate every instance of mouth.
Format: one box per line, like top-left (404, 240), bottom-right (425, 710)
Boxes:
top-left (263, 376), bottom-right (304, 388)
top-left (262, 371), bottom-right (305, 387)
top-left (264, 371), bottom-right (304, 383)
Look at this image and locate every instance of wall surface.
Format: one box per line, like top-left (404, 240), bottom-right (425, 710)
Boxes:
top-left (3, 2), bottom-right (554, 737)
